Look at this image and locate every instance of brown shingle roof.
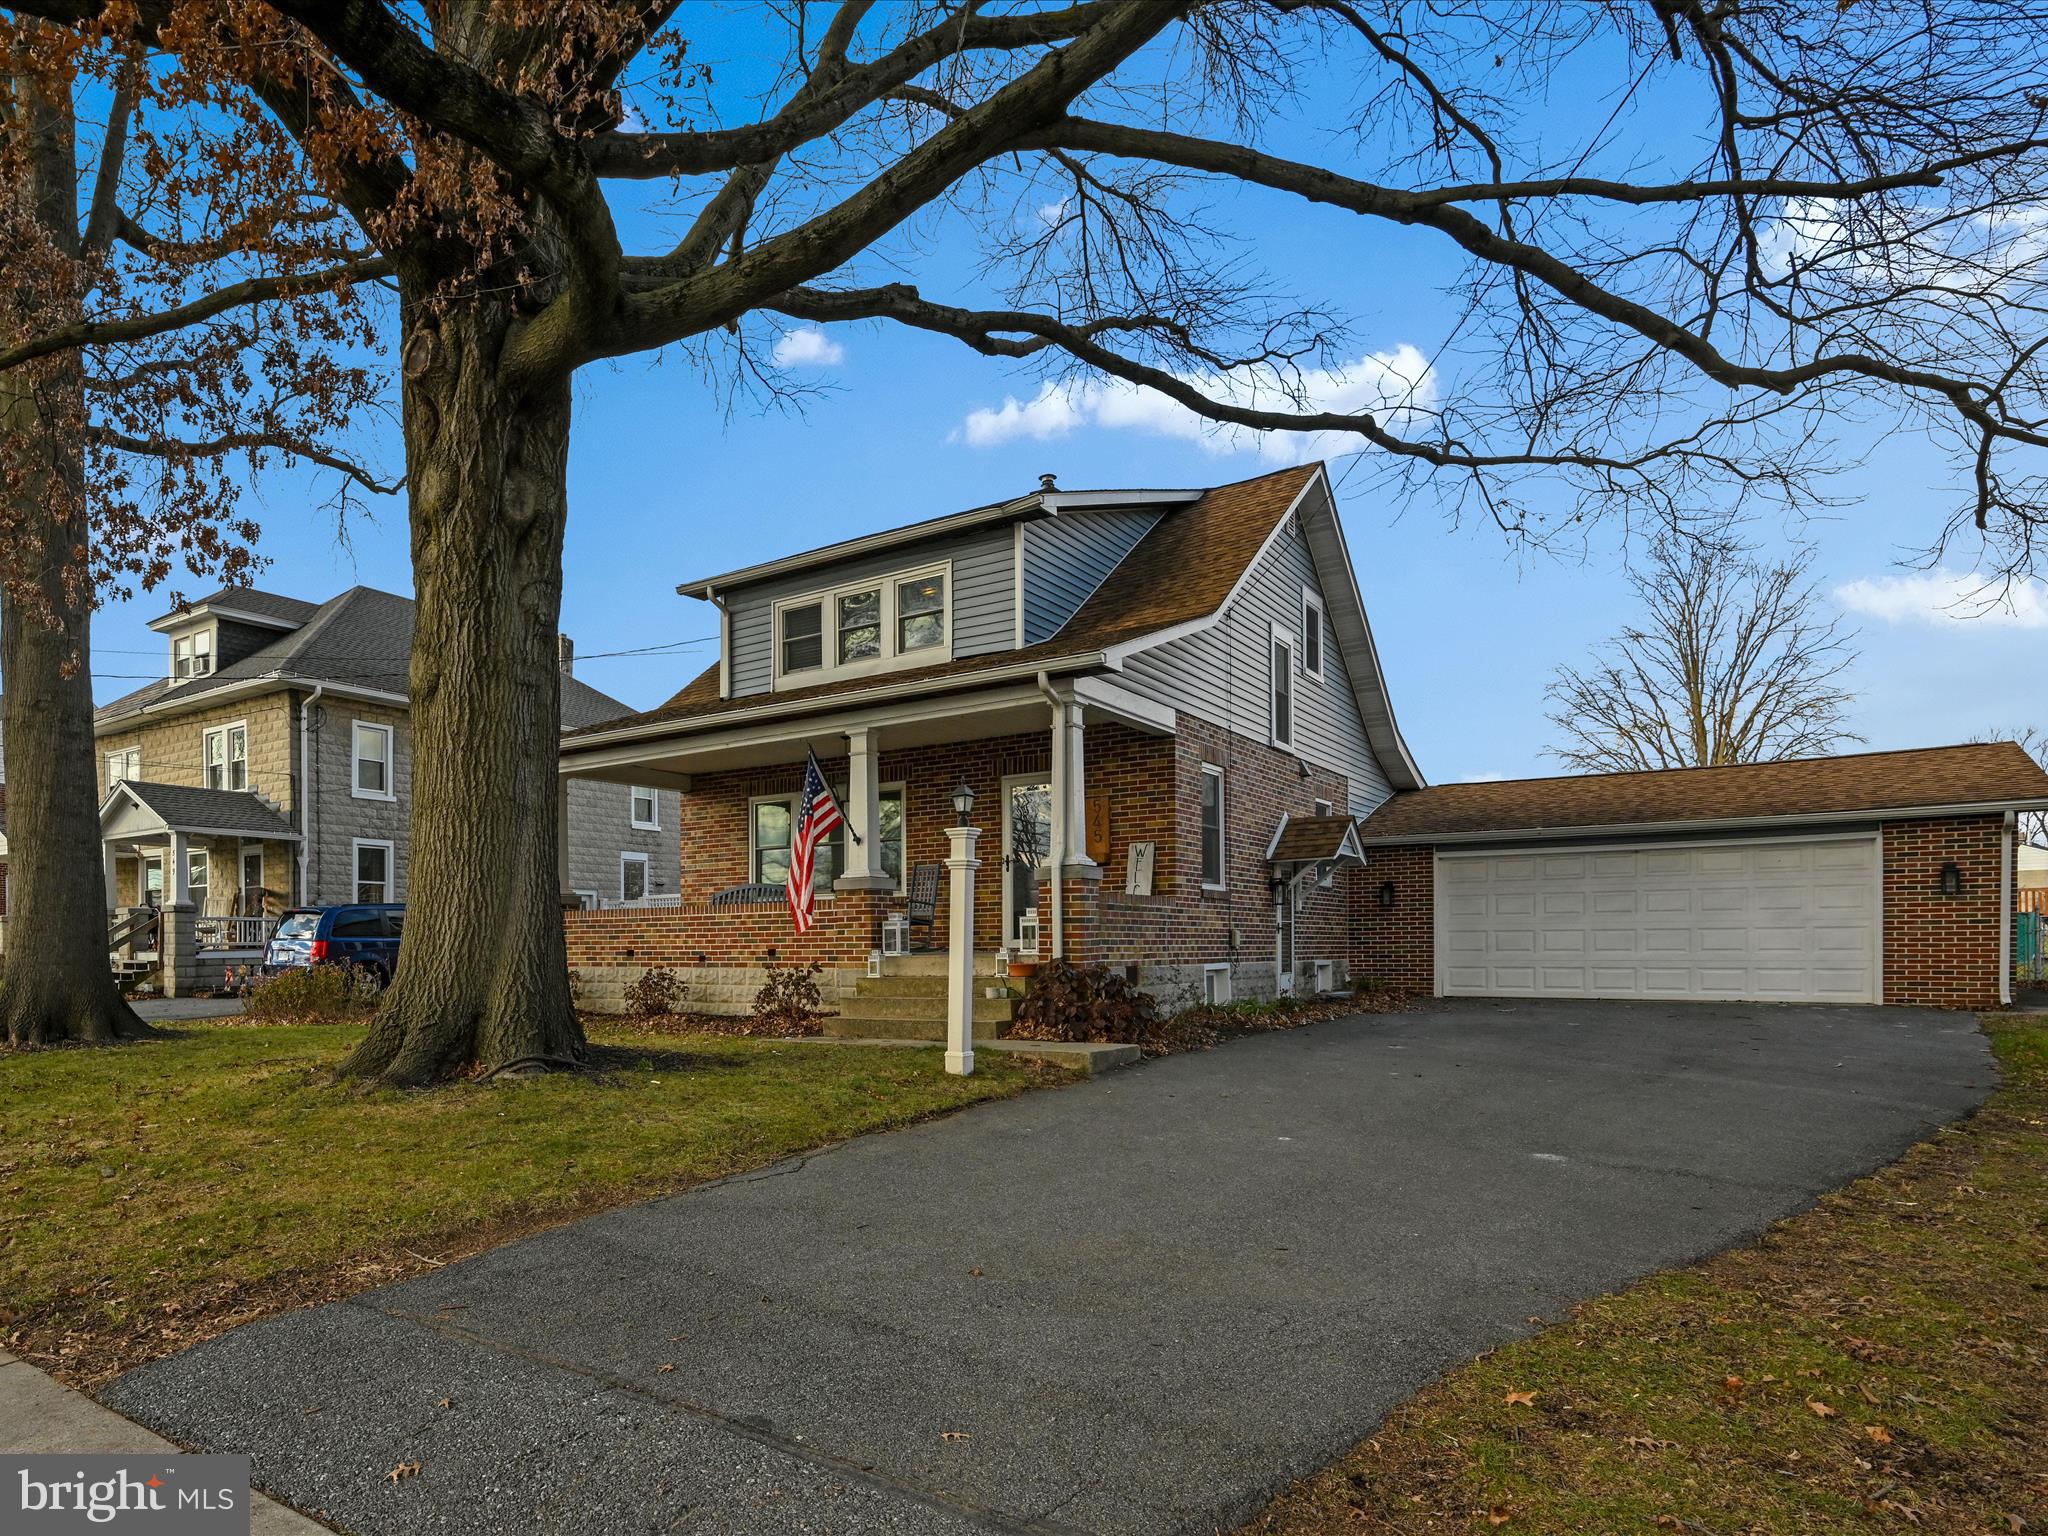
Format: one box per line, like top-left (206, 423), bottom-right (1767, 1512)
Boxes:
top-left (1271, 815), bottom-right (1363, 863)
top-left (570, 464), bottom-right (1320, 739)
top-left (1356, 742), bottom-right (2048, 842)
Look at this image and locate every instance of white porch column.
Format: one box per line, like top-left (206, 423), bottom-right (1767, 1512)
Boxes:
top-left (103, 843), bottom-right (121, 912)
top-left (836, 726), bottom-right (895, 891)
top-left (944, 820), bottom-right (982, 1076)
top-left (167, 831), bottom-right (190, 905)
top-left (1061, 699), bottom-right (1100, 877)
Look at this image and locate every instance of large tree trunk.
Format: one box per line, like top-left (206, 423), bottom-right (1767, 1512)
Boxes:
top-left (0, 54), bottom-right (151, 1049)
top-left (338, 293), bottom-right (584, 1085)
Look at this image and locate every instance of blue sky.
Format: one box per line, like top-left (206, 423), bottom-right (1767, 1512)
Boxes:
top-left (82, 11), bottom-right (2048, 785)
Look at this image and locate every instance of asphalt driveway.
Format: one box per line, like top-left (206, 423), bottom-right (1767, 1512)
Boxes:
top-left (106, 1000), bottom-right (1993, 1535)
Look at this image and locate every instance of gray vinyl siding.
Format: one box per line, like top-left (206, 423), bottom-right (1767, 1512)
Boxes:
top-left (1019, 507), bottom-right (1163, 643)
top-left (302, 706), bottom-right (411, 907)
top-left (724, 527), bottom-right (1016, 696)
top-left (1118, 515), bottom-right (1395, 817)
top-left (564, 781), bottom-right (681, 902)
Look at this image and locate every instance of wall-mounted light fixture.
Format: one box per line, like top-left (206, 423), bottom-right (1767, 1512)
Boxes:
top-left (1938, 860), bottom-right (1964, 896)
top-left (1378, 879), bottom-right (1397, 909)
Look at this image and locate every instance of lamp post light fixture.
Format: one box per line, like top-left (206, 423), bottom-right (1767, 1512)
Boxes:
top-left (944, 781), bottom-right (983, 1076)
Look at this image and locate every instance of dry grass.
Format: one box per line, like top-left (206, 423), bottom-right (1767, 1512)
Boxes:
top-left (1243, 1015), bottom-right (2048, 1536)
top-left (0, 1021), bottom-right (1068, 1389)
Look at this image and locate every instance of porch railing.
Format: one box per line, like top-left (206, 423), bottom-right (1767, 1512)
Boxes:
top-left (196, 914), bottom-right (273, 949)
top-left (593, 893), bottom-right (683, 912)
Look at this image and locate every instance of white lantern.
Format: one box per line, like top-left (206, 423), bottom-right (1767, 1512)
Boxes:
top-left (881, 914), bottom-right (909, 957)
top-left (1018, 910), bottom-right (1040, 953)
top-left (867, 948), bottom-right (884, 979)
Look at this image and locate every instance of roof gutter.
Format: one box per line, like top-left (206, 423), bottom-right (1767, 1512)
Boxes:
top-left (561, 651), bottom-right (1111, 754)
top-left (2002, 810), bottom-right (2016, 1008)
top-left (97, 672), bottom-right (407, 736)
top-left (298, 685), bottom-right (324, 905)
top-left (1036, 671), bottom-right (1065, 962)
top-left (1358, 797), bottom-right (2048, 847)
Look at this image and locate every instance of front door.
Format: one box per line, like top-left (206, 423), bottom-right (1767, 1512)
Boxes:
top-left (1275, 880), bottom-right (1297, 996)
top-left (1001, 776), bottom-right (1053, 949)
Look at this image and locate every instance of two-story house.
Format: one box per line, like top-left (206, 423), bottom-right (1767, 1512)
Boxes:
top-left (84, 584), bottom-right (679, 986)
top-left (556, 463), bottom-right (1418, 1017)
top-left (558, 461), bottom-right (2048, 1023)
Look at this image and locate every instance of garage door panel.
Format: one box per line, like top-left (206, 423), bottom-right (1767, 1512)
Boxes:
top-left (1437, 837), bottom-right (1879, 1004)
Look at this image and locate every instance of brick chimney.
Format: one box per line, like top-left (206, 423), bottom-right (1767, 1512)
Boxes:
top-left (556, 634), bottom-right (574, 677)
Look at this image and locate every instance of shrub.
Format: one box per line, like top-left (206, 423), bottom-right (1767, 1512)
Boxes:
top-left (1010, 960), bottom-right (1163, 1046)
top-left (623, 967), bottom-right (686, 1020)
top-left (241, 964), bottom-right (380, 1024)
top-left (751, 962), bottom-right (826, 1036)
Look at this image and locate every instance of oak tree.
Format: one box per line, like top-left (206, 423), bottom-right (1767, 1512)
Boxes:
top-left (10, 0), bottom-right (2048, 1080)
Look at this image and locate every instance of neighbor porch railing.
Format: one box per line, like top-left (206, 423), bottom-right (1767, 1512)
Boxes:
top-left (195, 914), bottom-right (273, 949)
top-left (594, 893), bottom-right (683, 912)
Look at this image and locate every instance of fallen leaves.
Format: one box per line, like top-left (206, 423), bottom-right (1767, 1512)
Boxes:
top-left (1502, 1390), bottom-right (1538, 1408)
top-left (1485, 1505), bottom-right (1512, 1526)
top-left (1864, 1424), bottom-right (1893, 1445)
top-left (1806, 1398), bottom-right (1837, 1418)
top-left (384, 1461), bottom-right (421, 1485)
top-left (941, 1430), bottom-right (971, 1442)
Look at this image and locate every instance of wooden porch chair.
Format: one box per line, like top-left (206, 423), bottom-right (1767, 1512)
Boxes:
top-left (904, 863), bottom-right (942, 951)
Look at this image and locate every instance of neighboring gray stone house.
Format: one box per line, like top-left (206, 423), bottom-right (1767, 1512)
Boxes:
top-left (89, 585), bottom-right (678, 936)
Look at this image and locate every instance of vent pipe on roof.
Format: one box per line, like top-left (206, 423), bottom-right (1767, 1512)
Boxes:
top-left (557, 634), bottom-right (574, 677)
top-left (1039, 472), bottom-right (1058, 492)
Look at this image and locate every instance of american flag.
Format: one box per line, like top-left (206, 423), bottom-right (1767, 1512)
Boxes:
top-left (787, 750), bottom-right (845, 934)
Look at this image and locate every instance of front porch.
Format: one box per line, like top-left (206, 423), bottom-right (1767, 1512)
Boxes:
top-left (559, 674), bottom-right (1182, 1015)
top-left (96, 780), bottom-right (299, 993)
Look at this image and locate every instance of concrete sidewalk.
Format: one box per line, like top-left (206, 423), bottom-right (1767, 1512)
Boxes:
top-left (1, 1351), bottom-right (324, 1532)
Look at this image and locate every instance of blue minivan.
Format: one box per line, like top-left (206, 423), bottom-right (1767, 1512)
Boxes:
top-left (263, 905), bottom-right (405, 986)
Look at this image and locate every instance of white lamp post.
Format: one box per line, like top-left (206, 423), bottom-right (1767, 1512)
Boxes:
top-left (945, 780), bottom-right (981, 1076)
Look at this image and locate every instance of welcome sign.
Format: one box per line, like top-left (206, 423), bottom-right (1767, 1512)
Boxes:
top-left (2, 1456), bottom-right (250, 1534)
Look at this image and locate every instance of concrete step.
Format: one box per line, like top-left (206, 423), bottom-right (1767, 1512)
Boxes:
top-left (881, 952), bottom-right (1008, 978)
top-left (820, 1014), bottom-right (1008, 1042)
top-left (857, 974), bottom-right (1026, 1000)
top-left (834, 992), bottom-right (1017, 1026)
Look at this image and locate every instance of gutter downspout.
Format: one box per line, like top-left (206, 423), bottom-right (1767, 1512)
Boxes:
top-left (1035, 670), bottom-right (1065, 962)
top-left (298, 685), bottom-right (324, 905)
top-left (2001, 810), bottom-right (2015, 1007)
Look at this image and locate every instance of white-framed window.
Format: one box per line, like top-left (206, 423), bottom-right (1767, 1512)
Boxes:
top-left (750, 782), bottom-right (906, 890)
top-left (1301, 587), bottom-right (1325, 680)
top-left (352, 720), bottom-right (395, 800)
top-left (186, 849), bottom-right (210, 913)
top-left (1313, 798), bottom-right (1333, 817)
top-left (1270, 623), bottom-right (1296, 750)
top-left (620, 852), bottom-right (650, 903)
top-left (202, 722), bottom-right (248, 791)
top-left (105, 747), bottom-right (141, 789)
top-left (352, 839), bottom-right (394, 903)
top-left (1199, 763), bottom-right (1226, 890)
top-left (172, 629), bottom-right (213, 681)
top-left (630, 786), bottom-right (660, 830)
top-left (1203, 963), bottom-right (1233, 1007)
top-left (772, 562), bottom-right (951, 687)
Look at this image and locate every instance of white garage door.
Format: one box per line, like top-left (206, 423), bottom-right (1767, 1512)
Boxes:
top-left (1437, 837), bottom-right (1879, 1003)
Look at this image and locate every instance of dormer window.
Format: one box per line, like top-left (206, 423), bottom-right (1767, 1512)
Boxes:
top-left (173, 630), bottom-right (212, 680)
top-left (772, 562), bottom-right (951, 688)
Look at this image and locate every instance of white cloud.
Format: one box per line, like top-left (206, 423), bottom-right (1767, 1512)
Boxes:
top-left (954, 344), bottom-right (1437, 465)
top-left (771, 327), bottom-right (846, 369)
top-left (1460, 771), bottom-right (1510, 782)
top-left (1835, 567), bottom-right (2048, 629)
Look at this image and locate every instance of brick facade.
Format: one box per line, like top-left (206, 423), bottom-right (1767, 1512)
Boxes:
top-left (1347, 842), bottom-right (1435, 994)
top-left (1880, 816), bottom-right (2007, 1009)
top-left (563, 709), bottom-right (1363, 1012)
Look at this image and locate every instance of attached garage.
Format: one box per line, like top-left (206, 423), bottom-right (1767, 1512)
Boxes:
top-left (1436, 836), bottom-right (1878, 1003)
top-left (1352, 744), bottom-right (2048, 1011)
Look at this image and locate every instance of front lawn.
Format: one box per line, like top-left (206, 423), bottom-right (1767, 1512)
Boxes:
top-left (1, 1024), bottom-right (1064, 1387)
top-left (1244, 1015), bottom-right (2048, 1536)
